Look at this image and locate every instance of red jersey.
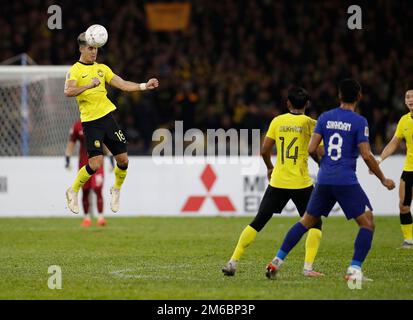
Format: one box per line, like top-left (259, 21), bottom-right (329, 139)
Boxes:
top-left (69, 121), bottom-right (89, 168)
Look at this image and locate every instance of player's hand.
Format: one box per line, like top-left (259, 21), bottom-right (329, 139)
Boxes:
top-left (267, 168), bottom-right (273, 182)
top-left (146, 78), bottom-right (159, 90)
top-left (90, 77), bottom-right (101, 88)
top-left (65, 156), bottom-right (72, 171)
top-left (381, 178), bottom-right (395, 190)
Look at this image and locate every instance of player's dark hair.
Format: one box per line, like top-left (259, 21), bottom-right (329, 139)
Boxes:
top-left (287, 86), bottom-right (310, 109)
top-left (339, 79), bottom-right (361, 103)
top-left (77, 32), bottom-right (87, 47)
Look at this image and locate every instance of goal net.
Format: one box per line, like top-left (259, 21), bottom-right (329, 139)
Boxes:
top-left (0, 66), bottom-right (79, 156)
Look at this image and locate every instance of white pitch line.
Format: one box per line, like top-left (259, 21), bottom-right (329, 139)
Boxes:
top-left (109, 268), bottom-right (200, 281)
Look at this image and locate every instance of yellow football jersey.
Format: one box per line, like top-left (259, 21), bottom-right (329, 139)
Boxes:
top-left (66, 61), bottom-right (116, 122)
top-left (395, 113), bottom-right (413, 171)
top-left (266, 113), bottom-right (316, 189)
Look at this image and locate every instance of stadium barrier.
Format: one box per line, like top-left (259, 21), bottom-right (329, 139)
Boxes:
top-left (0, 156), bottom-right (404, 217)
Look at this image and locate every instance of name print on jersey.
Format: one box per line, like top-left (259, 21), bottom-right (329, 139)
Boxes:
top-left (326, 121), bottom-right (352, 131)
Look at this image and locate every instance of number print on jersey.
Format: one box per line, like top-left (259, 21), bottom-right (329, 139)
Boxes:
top-left (327, 132), bottom-right (343, 161)
top-left (114, 130), bottom-right (126, 142)
top-left (279, 137), bottom-right (299, 165)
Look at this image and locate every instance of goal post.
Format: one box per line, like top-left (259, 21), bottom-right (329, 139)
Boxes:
top-left (0, 66), bottom-right (80, 156)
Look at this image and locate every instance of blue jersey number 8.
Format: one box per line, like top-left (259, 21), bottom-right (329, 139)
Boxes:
top-left (327, 133), bottom-right (343, 161)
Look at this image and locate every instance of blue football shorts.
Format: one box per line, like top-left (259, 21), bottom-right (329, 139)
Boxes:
top-left (306, 183), bottom-right (373, 220)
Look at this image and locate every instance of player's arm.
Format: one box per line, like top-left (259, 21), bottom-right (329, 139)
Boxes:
top-left (316, 145), bottom-right (325, 158)
top-left (65, 123), bottom-right (79, 169)
top-left (108, 75), bottom-right (159, 92)
top-left (261, 136), bottom-right (275, 181)
top-left (378, 135), bottom-right (402, 163)
top-left (64, 79), bottom-right (100, 97)
top-left (308, 133), bottom-right (323, 165)
top-left (64, 140), bottom-right (76, 169)
top-left (359, 142), bottom-right (395, 190)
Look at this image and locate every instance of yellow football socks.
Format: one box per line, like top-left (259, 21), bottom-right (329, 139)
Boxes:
top-left (401, 224), bottom-right (413, 241)
top-left (304, 228), bottom-right (322, 269)
top-left (114, 164), bottom-right (128, 189)
top-left (400, 212), bottom-right (413, 242)
top-left (72, 165), bottom-right (93, 192)
top-left (230, 225), bottom-right (258, 262)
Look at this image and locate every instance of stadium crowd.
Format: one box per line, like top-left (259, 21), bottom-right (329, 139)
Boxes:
top-left (1, 0), bottom-right (412, 154)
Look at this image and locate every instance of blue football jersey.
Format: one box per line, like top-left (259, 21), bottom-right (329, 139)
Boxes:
top-left (314, 107), bottom-right (369, 185)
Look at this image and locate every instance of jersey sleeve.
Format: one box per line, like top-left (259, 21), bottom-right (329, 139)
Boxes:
top-left (308, 118), bottom-right (316, 135)
top-left (266, 118), bottom-right (277, 140)
top-left (356, 117), bottom-right (370, 145)
top-left (66, 65), bottom-right (79, 83)
top-left (394, 117), bottom-right (405, 139)
top-left (310, 119), bottom-right (324, 147)
top-left (102, 64), bottom-right (115, 83)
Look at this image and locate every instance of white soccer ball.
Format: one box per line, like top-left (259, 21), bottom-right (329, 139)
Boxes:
top-left (85, 24), bottom-right (108, 48)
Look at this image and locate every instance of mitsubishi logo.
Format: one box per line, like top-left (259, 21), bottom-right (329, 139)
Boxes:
top-left (181, 164), bottom-right (236, 212)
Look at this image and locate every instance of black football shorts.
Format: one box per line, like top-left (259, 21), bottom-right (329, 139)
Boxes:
top-left (401, 171), bottom-right (413, 206)
top-left (82, 112), bottom-right (127, 158)
top-left (249, 185), bottom-right (322, 231)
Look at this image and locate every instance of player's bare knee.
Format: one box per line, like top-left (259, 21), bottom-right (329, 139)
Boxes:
top-left (363, 213), bottom-right (375, 231)
top-left (117, 158), bottom-right (128, 167)
top-left (89, 156), bottom-right (103, 171)
top-left (300, 213), bottom-right (318, 229)
top-left (358, 220), bottom-right (374, 231)
top-left (115, 153), bottom-right (128, 168)
top-left (92, 161), bottom-right (103, 171)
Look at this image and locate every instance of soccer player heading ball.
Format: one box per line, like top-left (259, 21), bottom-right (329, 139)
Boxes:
top-left (64, 32), bottom-right (159, 214)
top-left (265, 79), bottom-right (395, 283)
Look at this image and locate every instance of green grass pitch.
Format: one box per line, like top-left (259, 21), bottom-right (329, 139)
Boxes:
top-left (0, 216), bottom-right (412, 299)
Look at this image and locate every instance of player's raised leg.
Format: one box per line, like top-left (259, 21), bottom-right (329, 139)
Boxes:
top-left (110, 152), bottom-right (128, 213)
top-left (399, 177), bottom-right (413, 248)
top-left (66, 156), bottom-right (100, 214)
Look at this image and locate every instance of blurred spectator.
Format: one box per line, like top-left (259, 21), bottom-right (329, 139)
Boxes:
top-left (1, 0), bottom-right (412, 154)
